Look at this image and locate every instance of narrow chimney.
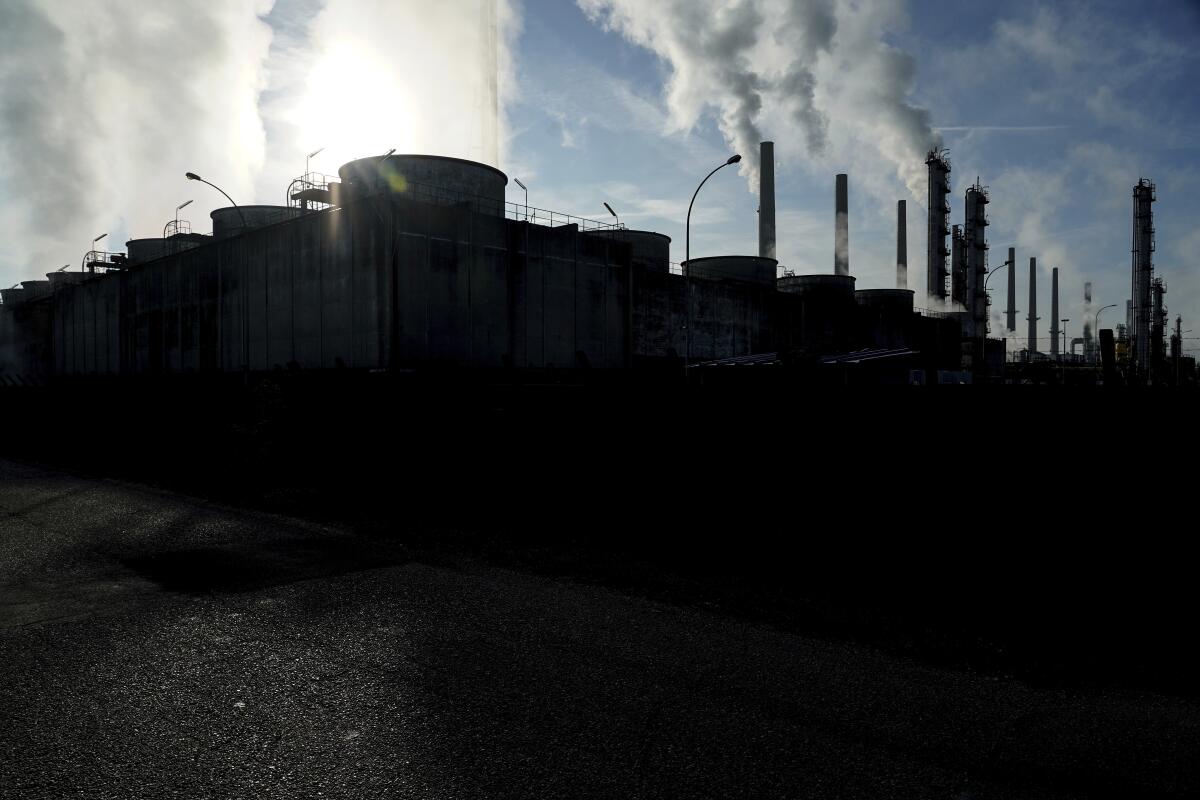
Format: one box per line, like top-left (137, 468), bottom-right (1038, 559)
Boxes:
top-left (835, 174), bottom-right (849, 276)
top-left (1028, 258), bottom-right (1038, 353)
top-left (759, 142), bottom-right (776, 261)
top-left (1006, 247), bottom-right (1017, 332)
top-left (1050, 267), bottom-right (1060, 357)
top-left (896, 200), bottom-right (907, 290)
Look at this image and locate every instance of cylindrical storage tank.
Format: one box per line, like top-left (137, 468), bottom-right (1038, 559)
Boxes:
top-left (45, 272), bottom-right (89, 289)
top-left (18, 280), bottom-right (50, 300)
top-left (126, 238), bottom-right (171, 264)
top-left (338, 154), bottom-right (508, 216)
top-left (683, 256), bottom-right (777, 287)
top-left (777, 274), bottom-right (857, 354)
top-left (613, 230), bottom-right (671, 273)
top-left (855, 289), bottom-right (916, 348)
top-left (1, 288), bottom-right (28, 306)
top-left (211, 206), bottom-right (303, 240)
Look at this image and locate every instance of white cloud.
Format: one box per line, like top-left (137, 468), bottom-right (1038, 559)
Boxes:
top-left (0, 0), bottom-right (274, 282)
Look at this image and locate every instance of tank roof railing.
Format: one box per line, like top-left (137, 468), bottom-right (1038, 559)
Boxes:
top-left (331, 175), bottom-right (625, 235)
top-left (163, 219), bottom-right (192, 239)
top-left (288, 172), bottom-right (341, 211)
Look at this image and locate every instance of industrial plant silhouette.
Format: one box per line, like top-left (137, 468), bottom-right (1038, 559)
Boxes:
top-left (1, 143), bottom-right (1190, 388)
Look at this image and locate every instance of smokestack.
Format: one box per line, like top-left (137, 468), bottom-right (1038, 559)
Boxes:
top-left (759, 142), bottom-right (776, 261)
top-left (1028, 258), bottom-right (1038, 353)
top-left (897, 200), bottom-right (907, 289)
top-left (1050, 267), bottom-right (1060, 357)
top-left (835, 173), bottom-right (849, 276)
top-left (1006, 247), bottom-right (1016, 332)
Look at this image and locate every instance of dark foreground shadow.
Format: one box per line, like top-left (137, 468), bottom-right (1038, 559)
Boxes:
top-left (121, 537), bottom-right (407, 595)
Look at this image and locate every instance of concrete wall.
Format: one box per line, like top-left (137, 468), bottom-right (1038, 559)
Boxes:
top-left (632, 270), bottom-right (773, 364)
top-left (0, 299), bottom-right (53, 383)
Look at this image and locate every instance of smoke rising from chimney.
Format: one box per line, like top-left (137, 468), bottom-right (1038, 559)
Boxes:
top-left (576, 0), bottom-right (940, 199)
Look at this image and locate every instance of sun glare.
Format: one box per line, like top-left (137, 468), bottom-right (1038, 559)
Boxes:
top-left (296, 41), bottom-right (421, 171)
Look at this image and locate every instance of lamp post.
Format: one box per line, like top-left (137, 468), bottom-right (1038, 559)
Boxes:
top-left (306, 147), bottom-right (324, 177)
top-left (514, 178), bottom-right (528, 221)
top-left (187, 172), bottom-right (249, 380)
top-left (1094, 303), bottom-right (1117, 364)
top-left (85, 233), bottom-right (108, 272)
top-left (1095, 303), bottom-right (1117, 333)
top-left (1061, 319), bottom-right (1069, 358)
top-left (685, 154), bottom-right (742, 373)
top-left (172, 200), bottom-right (193, 236)
top-left (604, 202), bottom-right (619, 230)
top-left (185, 172), bottom-right (247, 230)
top-left (984, 261), bottom-right (1012, 335)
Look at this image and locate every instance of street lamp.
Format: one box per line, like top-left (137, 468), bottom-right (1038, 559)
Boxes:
top-left (84, 233), bottom-right (108, 272)
top-left (185, 172), bottom-right (247, 229)
top-left (604, 202), bottom-right (619, 230)
top-left (980, 259), bottom-right (1011, 367)
top-left (685, 154), bottom-right (742, 371)
top-left (1093, 303), bottom-right (1117, 364)
top-left (514, 178), bottom-right (528, 221)
top-left (306, 147), bottom-right (325, 176)
top-left (171, 199), bottom-right (193, 237)
top-left (188, 172), bottom-right (249, 380)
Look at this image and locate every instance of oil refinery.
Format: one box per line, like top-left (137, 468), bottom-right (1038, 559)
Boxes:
top-left (0, 143), bottom-right (1193, 388)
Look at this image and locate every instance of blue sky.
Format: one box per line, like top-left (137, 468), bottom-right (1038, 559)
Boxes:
top-left (503, 0), bottom-right (1200, 351)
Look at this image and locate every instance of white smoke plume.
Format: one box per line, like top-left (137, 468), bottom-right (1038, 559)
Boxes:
top-left (0, 0), bottom-right (520, 287)
top-left (577, 0), bottom-right (939, 200)
top-left (263, 0), bottom-right (519, 186)
top-left (0, 1), bottom-right (274, 282)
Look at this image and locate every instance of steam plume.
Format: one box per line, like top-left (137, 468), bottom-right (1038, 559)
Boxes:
top-left (577, 0), bottom-right (939, 199)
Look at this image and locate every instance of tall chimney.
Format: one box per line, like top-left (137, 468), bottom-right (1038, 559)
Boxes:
top-left (1006, 247), bottom-right (1016, 332)
top-left (897, 200), bottom-right (907, 290)
top-left (835, 174), bottom-right (849, 276)
top-left (758, 141), bottom-right (776, 261)
top-left (1050, 267), bottom-right (1060, 357)
top-left (1028, 258), bottom-right (1038, 353)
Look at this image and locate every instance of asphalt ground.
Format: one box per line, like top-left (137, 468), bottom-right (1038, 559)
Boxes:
top-left (2, 456), bottom-right (1199, 799)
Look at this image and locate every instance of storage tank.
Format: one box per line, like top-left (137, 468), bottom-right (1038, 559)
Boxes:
top-left (17, 280), bottom-right (50, 301)
top-left (1, 288), bottom-right (28, 306)
top-left (126, 238), bottom-right (171, 264)
top-left (211, 206), bottom-right (303, 240)
top-left (855, 289), bottom-right (916, 348)
top-left (613, 230), bottom-right (671, 273)
top-left (338, 154), bottom-right (508, 216)
top-left (45, 272), bottom-right (90, 289)
top-left (683, 256), bottom-right (777, 287)
top-left (777, 274), bottom-right (857, 353)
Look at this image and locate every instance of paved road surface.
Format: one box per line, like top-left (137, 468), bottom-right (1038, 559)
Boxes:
top-left (1, 459), bottom-right (1196, 798)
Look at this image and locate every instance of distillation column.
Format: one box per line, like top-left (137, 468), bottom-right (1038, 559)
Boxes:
top-left (926, 150), bottom-right (951, 302)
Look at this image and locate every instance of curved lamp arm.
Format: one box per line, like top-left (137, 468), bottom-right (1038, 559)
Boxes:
top-left (186, 172), bottom-right (248, 229)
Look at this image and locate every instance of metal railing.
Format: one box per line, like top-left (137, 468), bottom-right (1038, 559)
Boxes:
top-left (287, 171), bottom-right (624, 236)
top-left (81, 251), bottom-right (128, 273)
top-left (288, 172), bottom-right (341, 211)
top-left (163, 219), bottom-right (192, 239)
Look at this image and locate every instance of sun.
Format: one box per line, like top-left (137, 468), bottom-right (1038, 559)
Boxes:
top-left (294, 40), bottom-right (422, 173)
